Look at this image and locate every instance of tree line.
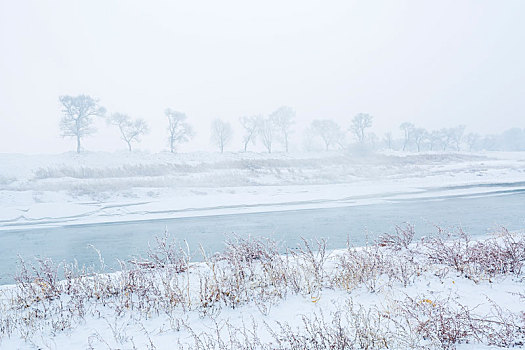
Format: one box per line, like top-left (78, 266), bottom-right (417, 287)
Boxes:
top-left (58, 95), bottom-right (525, 153)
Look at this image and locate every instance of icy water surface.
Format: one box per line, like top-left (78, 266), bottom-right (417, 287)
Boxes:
top-left (0, 191), bottom-right (524, 285)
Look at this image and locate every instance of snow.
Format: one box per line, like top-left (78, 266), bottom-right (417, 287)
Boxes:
top-left (1, 151), bottom-right (524, 230)
top-left (0, 231), bottom-right (523, 349)
top-left (0, 151), bottom-right (524, 348)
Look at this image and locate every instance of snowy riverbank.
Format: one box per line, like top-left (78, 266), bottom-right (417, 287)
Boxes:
top-left (1, 151), bottom-right (524, 230)
top-left (0, 228), bottom-right (524, 349)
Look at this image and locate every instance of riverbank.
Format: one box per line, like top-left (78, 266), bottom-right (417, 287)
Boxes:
top-left (1, 151), bottom-right (524, 230)
top-left (0, 228), bottom-right (524, 349)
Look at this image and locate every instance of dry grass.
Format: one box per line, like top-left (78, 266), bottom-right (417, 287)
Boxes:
top-left (1, 226), bottom-right (524, 349)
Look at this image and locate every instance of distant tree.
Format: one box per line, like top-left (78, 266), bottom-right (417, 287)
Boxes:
top-left (301, 127), bottom-right (317, 151)
top-left (258, 117), bottom-right (276, 153)
top-left (440, 128), bottom-right (453, 151)
top-left (165, 109), bottom-right (194, 153)
top-left (428, 130), bottom-right (443, 151)
top-left (482, 134), bottom-right (498, 151)
top-left (350, 113), bottom-right (373, 143)
top-left (211, 119), bottom-right (233, 153)
top-left (311, 119), bottom-right (345, 150)
top-left (465, 132), bottom-right (481, 152)
top-left (500, 128), bottom-right (525, 151)
top-left (400, 122), bottom-right (414, 151)
top-left (270, 106), bottom-right (295, 152)
top-left (412, 127), bottom-right (428, 152)
top-left (383, 132), bottom-right (393, 150)
top-left (59, 95), bottom-right (106, 153)
top-left (450, 125), bottom-right (466, 151)
top-left (367, 132), bottom-right (380, 150)
top-left (107, 113), bottom-right (149, 151)
top-left (239, 115), bottom-right (259, 152)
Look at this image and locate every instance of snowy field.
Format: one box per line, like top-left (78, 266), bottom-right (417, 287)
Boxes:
top-left (1, 151), bottom-right (524, 230)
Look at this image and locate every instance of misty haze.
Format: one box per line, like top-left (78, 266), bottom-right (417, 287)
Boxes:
top-left (0, 1), bottom-right (524, 349)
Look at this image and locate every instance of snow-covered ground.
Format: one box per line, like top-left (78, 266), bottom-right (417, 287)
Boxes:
top-left (1, 151), bottom-right (524, 230)
top-left (0, 229), bottom-right (524, 349)
top-left (0, 151), bottom-right (524, 349)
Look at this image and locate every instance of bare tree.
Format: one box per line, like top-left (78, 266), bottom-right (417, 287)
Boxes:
top-left (107, 113), bottom-right (149, 151)
top-left (482, 134), bottom-right (497, 151)
top-left (428, 130), bottom-right (443, 151)
top-left (450, 125), bottom-right (466, 151)
top-left (258, 117), bottom-right (276, 153)
top-left (412, 127), bottom-right (427, 152)
top-left (383, 132), bottom-right (393, 150)
top-left (367, 132), bottom-right (380, 150)
top-left (165, 109), bottom-right (194, 153)
top-left (270, 106), bottom-right (295, 152)
top-left (439, 126), bottom-right (465, 151)
top-left (59, 95), bottom-right (106, 153)
top-left (211, 119), bottom-right (233, 153)
top-left (350, 113), bottom-right (373, 143)
top-left (311, 119), bottom-right (345, 150)
top-left (239, 115), bottom-right (259, 152)
top-left (465, 132), bottom-right (480, 152)
top-left (400, 122), bottom-right (414, 151)
top-left (440, 128), bottom-right (453, 151)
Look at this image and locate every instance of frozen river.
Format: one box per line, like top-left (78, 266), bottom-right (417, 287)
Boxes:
top-left (0, 190), bottom-right (524, 285)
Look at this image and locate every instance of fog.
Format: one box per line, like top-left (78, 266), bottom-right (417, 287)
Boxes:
top-left (1, 0), bottom-right (524, 153)
top-left (2, 3), bottom-right (525, 346)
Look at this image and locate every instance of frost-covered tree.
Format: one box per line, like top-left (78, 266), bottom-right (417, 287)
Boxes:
top-left (400, 122), bottom-right (414, 151)
top-left (412, 127), bottom-right (428, 152)
top-left (482, 134), bottom-right (498, 151)
top-left (383, 132), bottom-right (393, 150)
top-left (465, 132), bottom-right (481, 152)
top-left (367, 132), bottom-right (380, 149)
top-left (440, 128), bottom-right (454, 151)
top-left (450, 125), bottom-right (466, 151)
top-left (428, 130), bottom-right (444, 151)
top-left (165, 109), bottom-right (194, 153)
top-left (500, 128), bottom-right (525, 151)
top-left (350, 113), bottom-right (373, 143)
top-left (107, 113), bottom-right (149, 151)
top-left (239, 115), bottom-right (259, 152)
top-left (311, 119), bottom-right (345, 150)
top-left (59, 95), bottom-right (106, 153)
top-left (270, 106), bottom-right (295, 152)
top-left (258, 117), bottom-right (276, 153)
top-left (211, 119), bottom-right (233, 153)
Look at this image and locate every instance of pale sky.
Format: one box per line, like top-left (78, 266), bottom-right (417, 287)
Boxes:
top-left (1, 0), bottom-right (524, 153)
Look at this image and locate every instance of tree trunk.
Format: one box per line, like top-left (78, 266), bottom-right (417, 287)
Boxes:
top-left (76, 135), bottom-right (81, 153)
top-left (127, 141), bottom-right (132, 152)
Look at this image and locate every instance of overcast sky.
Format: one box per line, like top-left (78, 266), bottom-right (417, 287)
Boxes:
top-left (1, 0), bottom-right (524, 153)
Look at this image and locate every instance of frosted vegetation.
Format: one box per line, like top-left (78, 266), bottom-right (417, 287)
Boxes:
top-left (0, 97), bottom-right (522, 349)
top-left (1, 149), bottom-right (523, 231)
top-left (1, 152), bottom-right (519, 195)
top-left (0, 226), bottom-right (524, 349)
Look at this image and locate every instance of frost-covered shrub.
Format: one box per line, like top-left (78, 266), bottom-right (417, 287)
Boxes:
top-left (376, 224), bottom-right (415, 251)
top-left (2, 227), bottom-right (524, 349)
top-left (422, 227), bottom-right (525, 279)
